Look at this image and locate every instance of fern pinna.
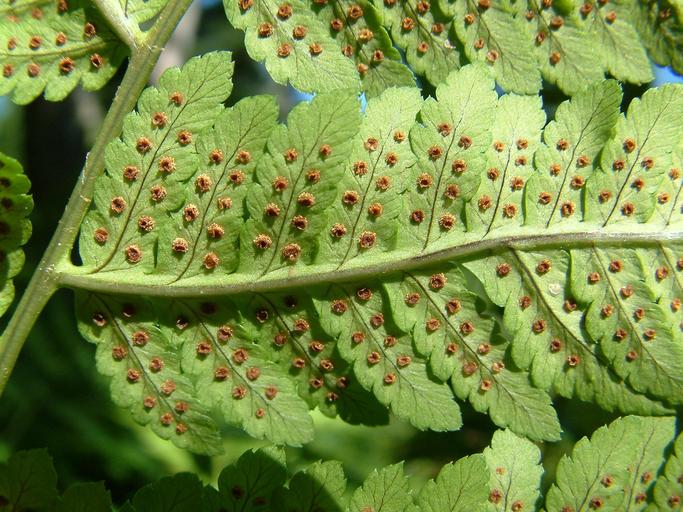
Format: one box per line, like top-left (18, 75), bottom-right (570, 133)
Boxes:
top-left (222, 0), bottom-right (677, 96)
top-left (51, 52), bottom-right (680, 453)
top-left (1, 416), bottom-right (681, 510)
top-left (1, 0), bottom-right (683, 509)
top-left (2, 0), bottom-right (682, 101)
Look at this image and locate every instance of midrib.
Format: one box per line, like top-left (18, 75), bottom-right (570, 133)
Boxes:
top-left (61, 226), bottom-right (683, 297)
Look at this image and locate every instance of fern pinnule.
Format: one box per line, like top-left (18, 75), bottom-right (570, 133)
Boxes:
top-left (0, 0), bottom-right (127, 104)
top-left (70, 56), bottom-right (682, 451)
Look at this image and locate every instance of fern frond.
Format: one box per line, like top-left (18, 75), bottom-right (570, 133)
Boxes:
top-left (0, 449), bottom-right (59, 510)
top-left (0, 0), bottom-right (127, 104)
top-left (578, 0), bottom-right (653, 84)
top-left (384, 267), bottom-right (560, 441)
top-left (415, 454), bottom-right (489, 511)
top-left (375, 0), bottom-right (460, 86)
top-left (274, 460), bottom-right (347, 510)
top-left (465, 80), bottom-right (683, 410)
top-left (546, 415), bottom-right (675, 511)
top-left (1, 416), bottom-right (680, 509)
top-left (76, 294), bottom-right (224, 454)
top-left (221, 0), bottom-right (679, 96)
top-left (651, 427), bottom-right (683, 511)
top-left (70, 56), bottom-right (682, 451)
top-left (630, 0), bottom-right (683, 76)
top-left (451, 0), bottom-right (542, 94)
top-left (241, 293), bottom-right (388, 426)
top-left (0, 152), bottom-right (32, 317)
top-left (4, 0), bottom-right (679, 104)
top-left (223, 0), bottom-right (361, 94)
top-left (315, 281), bottom-right (463, 432)
top-left (80, 51), bottom-right (236, 271)
top-left (520, 0), bottom-right (605, 95)
top-left (312, 0), bottom-right (416, 96)
top-left (484, 429), bottom-right (542, 511)
top-left (350, 462), bottom-right (415, 511)
top-left (203, 445), bottom-right (287, 510)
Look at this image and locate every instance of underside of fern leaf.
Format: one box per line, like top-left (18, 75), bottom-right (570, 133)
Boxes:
top-left (220, 0), bottom-right (681, 96)
top-left (0, 0), bottom-right (129, 104)
top-left (67, 51), bottom-right (683, 453)
top-left (3, 0), bottom-right (682, 103)
top-left (0, 152), bottom-right (32, 317)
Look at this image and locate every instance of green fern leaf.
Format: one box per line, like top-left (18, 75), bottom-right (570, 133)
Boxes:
top-left (76, 294), bottom-right (224, 453)
top-left (546, 415), bottom-right (675, 511)
top-left (0, 0), bottom-right (127, 104)
top-left (464, 80), bottom-right (682, 411)
top-left (375, 0), bottom-right (460, 86)
top-left (127, 473), bottom-right (204, 512)
top-left (0, 449), bottom-right (59, 511)
top-left (311, 0), bottom-right (416, 97)
top-left (583, 84), bottom-right (683, 226)
top-left (316, 86), bottom-right (421, 266)
top-left (220, 0), bottom-right (681, 97)
top-left (223, 0), bottom-right (360, 94)
top-left (0, 152), bottom-right (33, 317)
top-left (79, 51), bottom-right (237, 272)
top-left (463, 93), bottom-right (546, 234)
top-left (213, 0), bottom-right (683, 97)
top-left (416, 454), bottom-right (489, 511)
top-left (629, 0), bottom-right (683, 76)
top-left (315, 282), bottom-right (462, 432)
top-left (3, 417), bottom-right (681, 509)
top-left (650, 145), bottom-right (682, 227)
top-left (384, 267), bottom-right (561, 441)
top-left (578, 0), bottom-right (653, 84)
top-left (570, 247), bottom-right (683, 402)
top-left (238, 89), bottom-right (361, 276)
top-left (71, 57), bottom-right (682, 451)
top-left (570, 84), bottom-right (683, 403)
top-left (519, 2), bottom-right (603, 95)
top-left (274, 460), bottom-right (347, 511)
top-left (349, 462), bottom-right (415, 512)
top-left (400, 63), bottom-right (497, 251)
top-left (203, 446), bottom-right (287, 512)
top-left (465, 249), bottom-right (670, 417)
top-left (171, 297), bottom-right (316, 445)
top-left (524, 78), bottom-right (621, 228)
top-left (235, 293), bottom-right (388, 426)
top-left (484, 429), bottom-right (542, 512)
top-left (57, 482), bottom-right (112, 512)
top-left (451, 0), bottom-right (542, 94)
top-left (650, 429), bottom-right (683, 511)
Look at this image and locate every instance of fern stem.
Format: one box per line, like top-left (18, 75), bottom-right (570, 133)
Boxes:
top-left (57, 229), bottom-right (683, 297)
top-left (0, 0), bottom-right (194, 397)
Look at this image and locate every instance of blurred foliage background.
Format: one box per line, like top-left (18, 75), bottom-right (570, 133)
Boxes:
top-left (0, 1), bottom-right (680, 506)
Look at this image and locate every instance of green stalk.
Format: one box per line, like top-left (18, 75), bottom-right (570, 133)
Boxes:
top-left (57, 230), bottom-right (683, 298)
top-left (0, 0), bottom-right (194, 396)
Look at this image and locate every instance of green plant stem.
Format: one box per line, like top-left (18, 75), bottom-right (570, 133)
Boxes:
top-left (0, 0), bottom-right (194, 397)
top-left (58, 230), bottom-right (682, 297)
